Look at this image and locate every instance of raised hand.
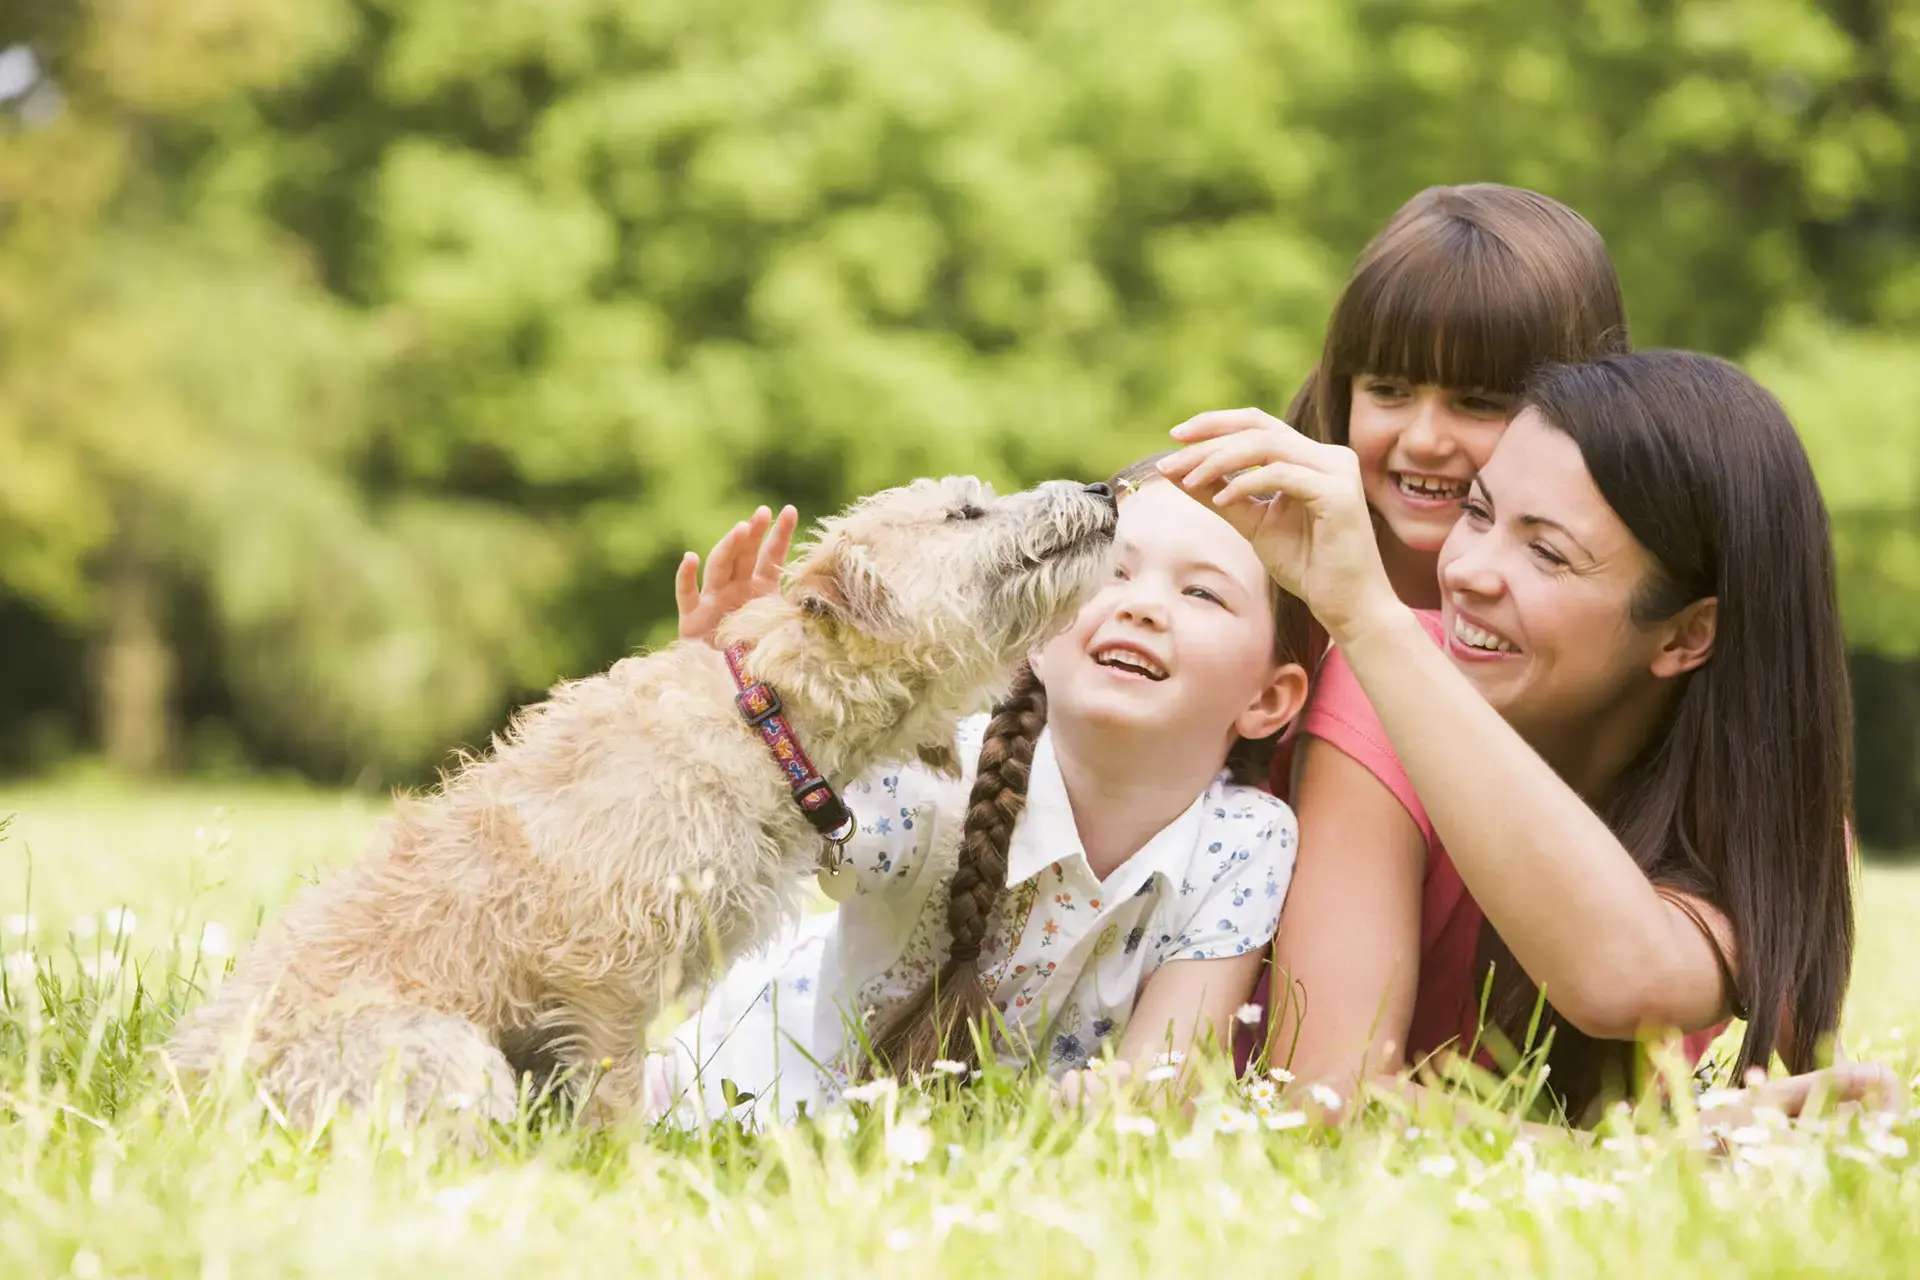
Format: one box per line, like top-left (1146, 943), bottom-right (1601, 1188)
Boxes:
top-left (1159, 409), bottom-right (1400, 645)
top-left (673, 504), bottom-right (800, 644)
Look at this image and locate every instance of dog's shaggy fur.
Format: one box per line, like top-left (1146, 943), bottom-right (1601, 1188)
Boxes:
top-left (165, 475), bottom-right (1116, 1132)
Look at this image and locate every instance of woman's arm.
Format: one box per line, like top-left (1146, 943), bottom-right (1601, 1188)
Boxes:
top-left (1160, 412), bottom-right (1731, 1042)
top-left (1266, 740), bottom-right (1426, 1089)
top-left (1331, 609), bottom-right (1728, 1039)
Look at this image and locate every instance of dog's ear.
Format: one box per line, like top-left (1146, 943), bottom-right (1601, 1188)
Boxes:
top-left (914, 741), bottom-right (961, 778)
top-left (792, 540), bottom-right (908, 640)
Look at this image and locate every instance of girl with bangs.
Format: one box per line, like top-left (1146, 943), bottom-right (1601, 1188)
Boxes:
top-left (1284, 184), bottom-right (1629, 612)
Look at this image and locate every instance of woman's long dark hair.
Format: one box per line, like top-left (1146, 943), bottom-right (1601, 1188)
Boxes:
top-left (1476, 350), bottom-right (1856, 1117)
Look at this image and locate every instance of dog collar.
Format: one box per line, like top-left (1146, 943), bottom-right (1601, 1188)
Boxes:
top-left (722, 643), bottom-right (858, 862)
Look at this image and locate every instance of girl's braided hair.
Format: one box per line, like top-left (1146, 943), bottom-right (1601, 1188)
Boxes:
top-left (864, 454), bottom-right (1312, 1078)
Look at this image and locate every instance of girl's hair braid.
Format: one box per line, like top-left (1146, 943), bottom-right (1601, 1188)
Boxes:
top-left (865, 662), bottom-right (1047, 1077)
top-left (865, 453), bottom-right (1311, 1078)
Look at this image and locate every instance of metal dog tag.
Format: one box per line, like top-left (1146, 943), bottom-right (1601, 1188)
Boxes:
top-left (817, 864), bottom-right (858, 903)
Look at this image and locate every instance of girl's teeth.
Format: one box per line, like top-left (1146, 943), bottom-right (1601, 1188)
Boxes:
top-left (1452, 617), bottom-right (1517, 653)
top-left (1397, 475), bottom-right (1467, 499)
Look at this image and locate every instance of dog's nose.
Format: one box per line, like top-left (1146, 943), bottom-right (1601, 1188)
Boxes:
top-left (1084, 482), bottom-right (1116, 508)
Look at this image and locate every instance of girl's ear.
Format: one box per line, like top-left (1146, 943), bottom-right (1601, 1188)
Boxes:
top-left (1234, 662), bottom-right (1310, 742)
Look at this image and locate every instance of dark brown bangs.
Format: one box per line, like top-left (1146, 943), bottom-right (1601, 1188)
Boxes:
top-left (1327, 220), bottom-right (1589, 397)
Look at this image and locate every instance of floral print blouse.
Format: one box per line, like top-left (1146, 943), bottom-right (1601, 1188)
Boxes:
top-left (655, 714), bottom-right (1297, 1124)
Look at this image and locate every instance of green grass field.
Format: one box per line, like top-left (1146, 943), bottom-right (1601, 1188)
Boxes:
top-left (2, 780), bottom-right (1917, 1278)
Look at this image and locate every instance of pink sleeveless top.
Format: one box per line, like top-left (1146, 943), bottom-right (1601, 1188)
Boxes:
top-left (1238, 610), bottom-right (1724, 1073)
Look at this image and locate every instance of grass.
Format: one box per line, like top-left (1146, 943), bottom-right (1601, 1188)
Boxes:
top-left (2, 780), bottom-right (1918, 1278)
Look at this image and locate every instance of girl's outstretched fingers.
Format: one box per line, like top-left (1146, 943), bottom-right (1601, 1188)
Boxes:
top-left (673, 551), bottom-right (702, 624)
top-left (677, 504), bottom-right (801, 644)
top-left (754, 504), bottom-right (800, 587)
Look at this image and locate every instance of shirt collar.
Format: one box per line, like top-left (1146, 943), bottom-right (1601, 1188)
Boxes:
top-left (1003, 728), bottom-right (1214, 894)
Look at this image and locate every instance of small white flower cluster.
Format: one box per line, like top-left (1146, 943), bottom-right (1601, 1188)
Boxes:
top-left (1522, 1170), bottom-right (1628, 1210)
top-left (884, 1115), bottom-right (934, 1167)
top-left (841, 1077), bottom-right (898, 1105)
top-left (1143, 1049), bottom-right (1186, 1084)
top-left (1229, 1067), bottom-right (1309, 1132)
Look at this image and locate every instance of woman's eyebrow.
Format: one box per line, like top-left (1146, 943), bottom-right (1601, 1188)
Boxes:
top-left (1517, 514), bottom-right (1596, 560)
top-left (1481, 477), bottom-right (1597, 560)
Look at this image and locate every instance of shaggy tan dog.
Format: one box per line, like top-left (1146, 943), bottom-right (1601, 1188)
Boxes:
top-left (165, 475), bottom-right (1116, 1133)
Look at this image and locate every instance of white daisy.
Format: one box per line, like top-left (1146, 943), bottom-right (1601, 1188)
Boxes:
top-left (885, 1118), bottom-right (934, 1167)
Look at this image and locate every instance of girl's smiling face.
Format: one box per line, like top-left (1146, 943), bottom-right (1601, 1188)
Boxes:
top-left (1347, 375), bottom-right (1512, 555)
top-left (1033, 480), bottom-right (1304, 756)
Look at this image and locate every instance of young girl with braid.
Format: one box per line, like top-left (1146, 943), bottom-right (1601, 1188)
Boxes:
top-left (645, 457), bottom-right (1313, 1124)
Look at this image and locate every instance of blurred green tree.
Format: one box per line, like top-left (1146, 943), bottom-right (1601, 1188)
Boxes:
top-left (0, 0), bottom-right (1915, 813)
top-left (0, 0), bottom-right (568, 779)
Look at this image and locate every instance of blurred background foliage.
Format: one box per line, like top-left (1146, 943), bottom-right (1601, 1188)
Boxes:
top-left (0, 0), bottom-right (1913, 844)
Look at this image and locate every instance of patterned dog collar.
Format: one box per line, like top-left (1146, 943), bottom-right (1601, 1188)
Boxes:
top-left (722, 642), bottom-right (858, 851)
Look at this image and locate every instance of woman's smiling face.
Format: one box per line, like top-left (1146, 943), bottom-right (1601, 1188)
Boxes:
top-left (1435, 410), bottom-right (1679, 740)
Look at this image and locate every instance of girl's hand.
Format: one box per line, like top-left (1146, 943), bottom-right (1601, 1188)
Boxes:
top-left (1160, 409), bottom-right (1402, 647)
top-left (1056, 1059), bottom-right (1133, 1110)
top-left (673, 505), bottom-right (799, 645)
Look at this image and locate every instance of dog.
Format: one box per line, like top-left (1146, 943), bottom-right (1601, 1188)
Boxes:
top-left (164, 475), bottom-right (1117, 1134)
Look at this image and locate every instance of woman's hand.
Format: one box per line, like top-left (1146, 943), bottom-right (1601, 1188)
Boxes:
top-left (673, 505), bottom-right (799, 645)
top-left (1699, 1062), bottom-right (1906, 1143)
top-left (1159, 409), bottom-right (1401, 646)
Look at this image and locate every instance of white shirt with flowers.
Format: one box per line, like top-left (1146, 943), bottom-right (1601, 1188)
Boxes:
top-left (655, 713), bottom-right (1297, 1124)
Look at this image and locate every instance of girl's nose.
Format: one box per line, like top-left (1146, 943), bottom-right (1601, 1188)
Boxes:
top-left (1114, 586), bottom-right (1170, 630)
top-left (1401, 392), bottom-right (1453, 460)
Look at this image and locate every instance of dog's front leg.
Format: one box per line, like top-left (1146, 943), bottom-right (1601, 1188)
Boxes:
top-left (574, 1049), bottom-right (652, 1129)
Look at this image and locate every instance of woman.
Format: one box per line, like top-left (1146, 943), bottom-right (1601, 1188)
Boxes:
top-left (1161, 350), bottom-right (1866, 1120)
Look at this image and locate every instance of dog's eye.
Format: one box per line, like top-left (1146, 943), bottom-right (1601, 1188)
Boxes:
top-left (948, 504), bottom-right (987, 522)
